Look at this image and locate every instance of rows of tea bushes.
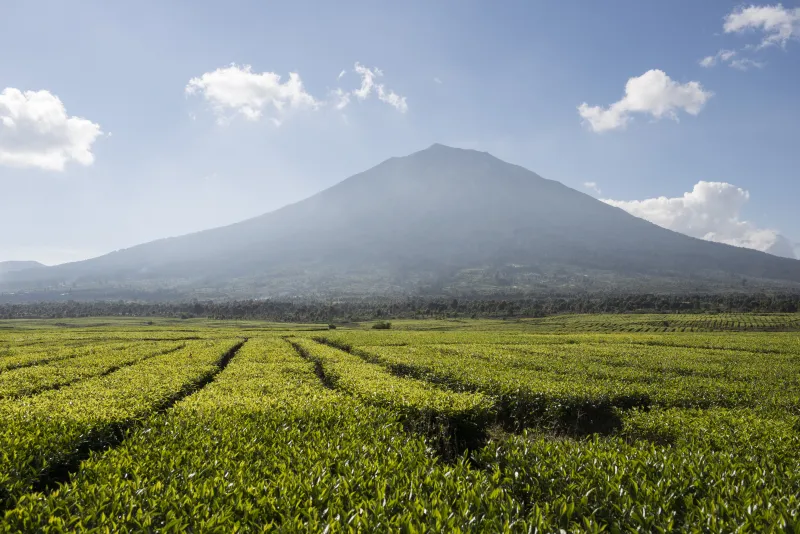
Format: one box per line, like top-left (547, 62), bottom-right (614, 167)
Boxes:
top-left (525, 312), bottom-right (800, 333)
top-left (318, 334), bottom-right (800, 428)
top-left (0, 341), bottom-right (129, 372)
top-left (472, 408), bottom-right (800, 532)
top-left (0, 337), bottom-right (105, 356)
top-left (0, 339), bottom-right (240, 509)
top-left (3, 338), bottom-right (527, 532)
top-left (322, 328), bottom-right (800, 354)
top-left (290, 338), bottom-right (493, 453)
top-left (0, 342), bottom-right (184, 398)
top-left (2, 326), bottom-right (799, 531)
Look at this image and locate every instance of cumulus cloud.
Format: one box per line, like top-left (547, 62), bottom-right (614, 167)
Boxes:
top-left (0, 88), bottom-right (103, 171)
top-left (603, 181), bottom-right (796, 259)
top-left (188, 62), bottom-right (407, 123)
top-left (723, 4), bottom-right (800, 48)
top-left (583, 182), bottom-right (602, 195)
top-left (578, 70), bottom-right (713, 133)
top-left (186, 64), bottom-right (319, 124)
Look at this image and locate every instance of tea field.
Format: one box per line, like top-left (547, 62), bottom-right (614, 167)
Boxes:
top-left (0, 315), bottom-right (798, 532)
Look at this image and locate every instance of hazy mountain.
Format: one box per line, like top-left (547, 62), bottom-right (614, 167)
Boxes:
top-left (3, 144), bottom-right (799, 300)
top-left (0, 261), bottom-right (45, 276)
top-left (764, 235), bottom-right (799, 260)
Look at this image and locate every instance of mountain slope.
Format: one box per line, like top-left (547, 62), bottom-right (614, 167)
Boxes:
top-left (0, 261), bottom-right (45, 276)
top-left (3, 144), bottom-right (799, 298)
top-left (765, 235), bottom-right (797, 260)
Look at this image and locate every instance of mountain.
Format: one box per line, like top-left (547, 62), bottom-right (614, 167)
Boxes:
top-left (765, 235), bottom-right (799, 260)
top-left (3, 144), bottom-right (799, 300)
top-left (0, 261), bottom-right (45, 277)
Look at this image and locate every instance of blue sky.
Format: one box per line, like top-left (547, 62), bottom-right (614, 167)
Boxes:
top-left (1, 0), bottom-right (799, 264)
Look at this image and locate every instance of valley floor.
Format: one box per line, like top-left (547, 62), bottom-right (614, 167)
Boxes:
top-left (1, 315), bottom-right (798, 532)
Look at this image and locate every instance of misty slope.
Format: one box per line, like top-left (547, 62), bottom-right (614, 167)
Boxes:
top-left (0, 261), bottom-right (44, 277)
top-left (764, 235), bottom-right (797, 260)
top-left (4, 144), bottom-right (799, 297)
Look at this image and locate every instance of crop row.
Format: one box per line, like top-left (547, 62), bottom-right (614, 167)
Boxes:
top-left (3, 337), bottom-right (527, 532)
top-left (0, 338), bottom-right (107, 358)
top-left (473, 408), bottom-right (800, 531)
top-left (5, 335), bottom-right (799, 531)
top-left (290, 338), bottom-right (493, 455)
top-left (322, 329), bottom-right (800, 355)
top-left (0, 341), bottom-right (185, 399)
top-left (317, 335), bottom-right (800, 430)
top-left (524, 313), bottom-right (800, 333)
top-left (0, 338), bottom-right (241, 509)
top-left (0, 341), bottom-right (134, 373)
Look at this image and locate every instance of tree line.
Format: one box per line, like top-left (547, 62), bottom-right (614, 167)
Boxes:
top-left (1, 293), bottom-right (798, 322)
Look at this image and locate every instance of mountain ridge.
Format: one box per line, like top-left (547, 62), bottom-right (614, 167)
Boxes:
top-left (2, 144), bottom-right (799, 300)
top-left (0, 261), bottom-right (45, 276)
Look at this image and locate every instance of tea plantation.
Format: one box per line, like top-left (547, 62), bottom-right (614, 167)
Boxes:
top-left (1, 315), bottom-right (798, 532)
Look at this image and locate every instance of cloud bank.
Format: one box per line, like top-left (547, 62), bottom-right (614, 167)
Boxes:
top-left (603, 181), bottom-right (796, 259)
top-left (578, 70), bottom-right (713, 133)
top-left (0, 88), bottom-right (103, 171)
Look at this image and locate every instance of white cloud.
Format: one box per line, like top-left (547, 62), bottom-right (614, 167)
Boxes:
top-left (434, 77), bottom-right (443, 84)
top-left (186, 64), bottom-right (319, 124)
top-left (723, 4), bottom-right (800, 48)
top-left (699, 49), bottom-right (737, 67)
top-left (0, 88), bottom-right (103, 171)
top-left (337, 70), bottom-right (347, 80)
top-left (578, 70), bottom-right (713, 133)
top-left (348, 62), bottom-right (408, 112)
top-left (376, 85), bottom-right (408, 113)
top-left (330, 88), bottom-right (351, 110)
top-left (583, 181), bottom-right (602, 195)
top-left (352, 63), bottom-right (382, 100)
top-left (699, 49), bottom-right (764, 70)
top-left (697, 5), bottom-right (798, 73)
top-left (188, 62), bottom-right (407, 122)
top-left (603, 181), bottom-right (796, 259)
top-left (729, 57), bottom-right (766, 70)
